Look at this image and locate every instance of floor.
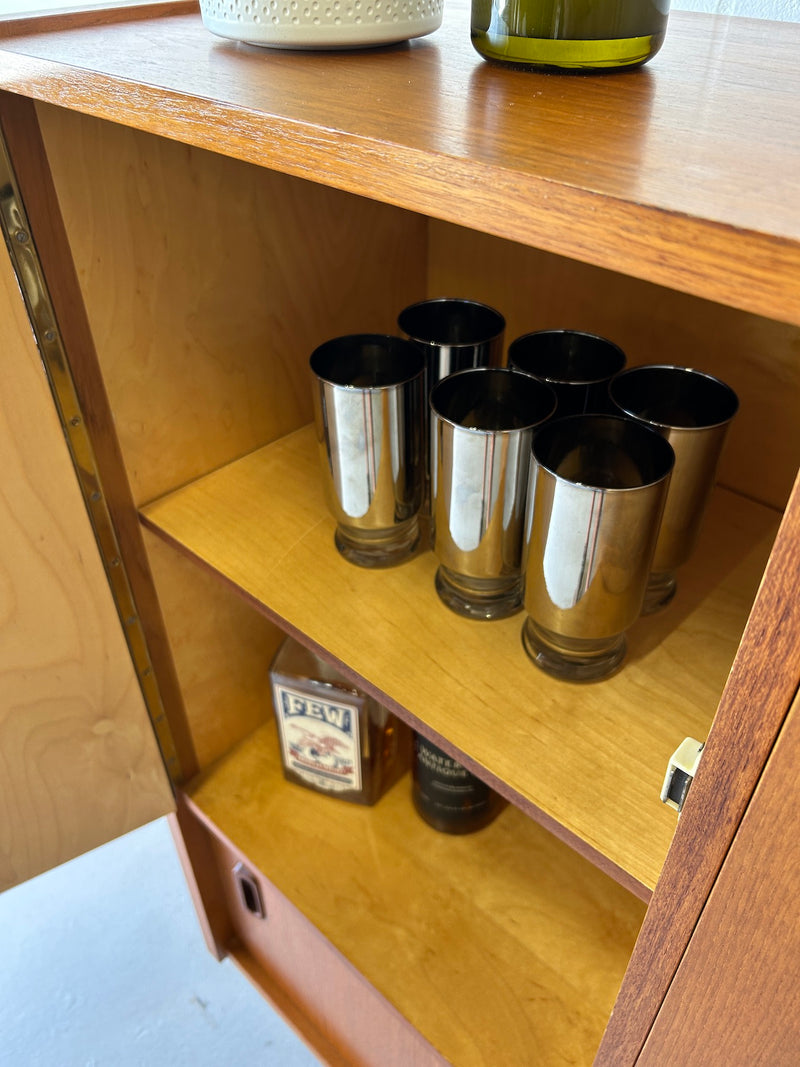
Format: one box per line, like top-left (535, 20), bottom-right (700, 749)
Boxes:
top-left (0, 817), bottom-right (321, 1067)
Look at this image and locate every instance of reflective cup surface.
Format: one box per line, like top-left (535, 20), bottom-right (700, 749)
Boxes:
top-left (508, 329), bottom-right (626, 417)
top-left (523, 415), bottom-right (674, 681)
top-left (431, 367), bottom-right (557, 620)
top-left (399, 298), bottom-right (506, 522)
top-left (310, 334), bottom-right (425, 568)
top-left (398, 298), bottom-right (506, 384)
top-left (609, 364), bottom-right (739, 612)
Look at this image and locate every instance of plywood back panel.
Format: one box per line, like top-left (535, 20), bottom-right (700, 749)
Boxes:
top-left (36, 103), bottom-right (428, 506)
top-left (429, 222), bottom-right (800, 511)
top-left (0, 242), bottom-right (173, 891)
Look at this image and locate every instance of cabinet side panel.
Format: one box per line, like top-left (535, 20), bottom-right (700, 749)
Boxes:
top-left (0, 240), bottom-right (174, 892)
top-left (429, 223), bottom-right (800, 511)
top-left (638, 688), bottom-right (800, 1065)
top-left (36, 103), bottom-right (428, 506)
top-left (595, 470), bottom-right (800, 1065)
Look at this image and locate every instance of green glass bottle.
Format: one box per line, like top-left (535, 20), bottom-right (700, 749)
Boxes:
top-left (471, 0), bottom-right (670, 71)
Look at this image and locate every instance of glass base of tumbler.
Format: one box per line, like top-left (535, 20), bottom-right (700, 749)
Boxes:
top-left (642, 570), bottom-right (677, 615)
top-left (335, 517), bottom-right (419, 568)
top-left (521, 617), bottom-right (626, 683)
top-left (435, 566), bottom-right (523, 621)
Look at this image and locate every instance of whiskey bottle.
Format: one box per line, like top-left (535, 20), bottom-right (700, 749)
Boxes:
top-left (269, 637), bottom-right (410, 805)
top-left (412, 733), bottom-right (503, 834)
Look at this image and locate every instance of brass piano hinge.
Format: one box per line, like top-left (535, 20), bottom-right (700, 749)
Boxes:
top-left (0, 126), bottom-right (183, 785)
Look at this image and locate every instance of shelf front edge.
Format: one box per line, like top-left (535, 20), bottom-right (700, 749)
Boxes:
top-left (0, 42), bottom-right (798, 325)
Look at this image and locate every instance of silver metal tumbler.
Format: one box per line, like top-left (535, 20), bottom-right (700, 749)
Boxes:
top-left (430, 367), bottom-right (556, 620)
top-left (398, 298), bottom-right (506, 518)
top-left (310, 334), bottom-right (425, 568)
top-left (398, 297), bottom-right (506, 384)
top-left (609, 364), bottom-right (739, 612)
top-left (522, 415), bottom-right (674, 681)
top-left (507, 329), bottom-right (626, 417)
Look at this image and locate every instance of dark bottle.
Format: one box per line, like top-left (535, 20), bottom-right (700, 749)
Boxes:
top-left (471, 0), bottom-right (670, 72)
top-left (412, 733), bottom-right (503, 834)
top-left (270, 637), bottom-right (410, 805)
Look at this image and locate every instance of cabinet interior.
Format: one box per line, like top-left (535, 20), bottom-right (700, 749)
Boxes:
top-left (32, 93), bottom-right (799, 1066)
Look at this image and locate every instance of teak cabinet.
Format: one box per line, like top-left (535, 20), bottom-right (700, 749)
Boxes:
top-left (1, 2), bottom-right (799, 1063)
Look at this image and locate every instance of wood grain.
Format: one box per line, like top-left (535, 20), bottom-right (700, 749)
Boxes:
top-left (186, 724), bottom-right (646, 1067)
top-left (0, 6), bottom-right (798, 323)
top-left (0, 91), bottom-right (199, 780)
top-left (430, 222), bottom-right (800, 512)
top-left (0, 6), bottom-right (796, 1060)
top-left (0, 228), bottom-right (173, 891)
top-left (200, 822), bottom-right (445, 1067)
top-left (141, 424), bottom-right (781, 896)
top-left (228, 949), bottom-right (357, 1067)
top-left (0, 2), bottom-right (198, 40)
top-left (143, 529), bottom-right (282, 770)
top-left (167, 797), bottom-right (232, 960)
top-left (36, 103), bottom-right (427, 505)
top-left (639, 689), bottom-right (800, 1065)
top-left (595, 471), bottom-right (800, 1064)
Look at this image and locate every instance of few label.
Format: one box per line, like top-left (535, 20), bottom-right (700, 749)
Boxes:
top-left (273, 683), bottom-right (362, 793)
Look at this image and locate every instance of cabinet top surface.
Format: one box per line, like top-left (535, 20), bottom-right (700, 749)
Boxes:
top-left (1, 1), bottom-right (799, 322)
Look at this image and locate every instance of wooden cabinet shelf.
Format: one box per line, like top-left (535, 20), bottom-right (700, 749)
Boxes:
top-left (2, 2), bottom-right (800, 325)
top-left (185, 723), bottom-right (645, 1067)
top-left (142, 424), bottom-right (780, 897)
top-left (2, 2), bottom-right (799, 1062)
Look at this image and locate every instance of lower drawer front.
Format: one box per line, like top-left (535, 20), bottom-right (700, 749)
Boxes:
top-left (202, 825), bottom-right (445, 1067)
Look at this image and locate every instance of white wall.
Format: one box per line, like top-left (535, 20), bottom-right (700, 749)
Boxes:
top-left (674, 0), bottom-right (799, 19)
top-left (2, 0), bottom-right (799, 16)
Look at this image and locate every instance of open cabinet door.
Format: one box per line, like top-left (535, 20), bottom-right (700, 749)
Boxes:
top-left (595, 472), bottom-right (800, 1064)
top-left (638, 685), bottom-right (800, 1064)
top-left (0, 238), bottom-right (175, 893)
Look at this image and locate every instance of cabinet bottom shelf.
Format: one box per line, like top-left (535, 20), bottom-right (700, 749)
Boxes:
top-left (184, 724), bottom-right (646, 1067)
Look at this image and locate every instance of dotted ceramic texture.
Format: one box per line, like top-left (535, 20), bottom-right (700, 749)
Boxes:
top-left (200, 0), bottom-right (443, 45)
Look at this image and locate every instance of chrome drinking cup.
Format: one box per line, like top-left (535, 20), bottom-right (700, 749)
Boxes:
top-left (310, 334), bottom-right (425, 568)
top-left (508, 329), bottom-right (626, 417)
top-left (609, 364), bottom-right (739, 612)
top-left (522, 414), bottom-right (674, 681)
top-left (430, 367), bottom-right (556, 620)
top-left (398, 298), bottom-right (506, 517)
top-left (398, 297), bottom-right (506, 385)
